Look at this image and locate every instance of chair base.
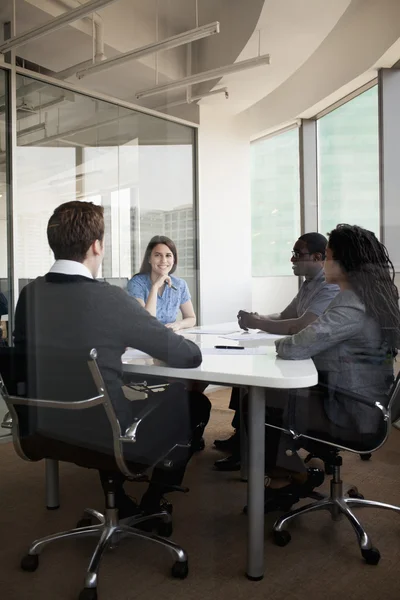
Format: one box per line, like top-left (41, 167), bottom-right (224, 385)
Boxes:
top-left (21, 501), bottom-right (188, 600)
top-left (273, 470), bottom-right (400, 564)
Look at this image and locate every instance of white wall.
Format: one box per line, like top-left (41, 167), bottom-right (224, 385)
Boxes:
top-left (198, 106), bottom-right (251, 324)
top-left (252, 276), bottom-right (298, 315)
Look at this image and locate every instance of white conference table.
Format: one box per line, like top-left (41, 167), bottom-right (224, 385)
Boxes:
top-left (122, 322), bottom-right (318, 580)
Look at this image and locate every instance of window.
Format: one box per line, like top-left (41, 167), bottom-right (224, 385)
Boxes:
top-left (14, 75), bottom-right (197, 311)
top-left (251, 128), bottom-right (300, 276)
top-left (317, 86), bottom-right (379, 236)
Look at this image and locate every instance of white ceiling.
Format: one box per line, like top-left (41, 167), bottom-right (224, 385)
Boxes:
top-left (1, 0), bottom-right (400, 133)
top-left (199, 0), bottom-right (352, 115)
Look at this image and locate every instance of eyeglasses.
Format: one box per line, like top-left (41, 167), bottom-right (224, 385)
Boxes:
top-left (291, 251), bottom-right (326, 260)
top-left (291, 251), bottom-right (311, 259)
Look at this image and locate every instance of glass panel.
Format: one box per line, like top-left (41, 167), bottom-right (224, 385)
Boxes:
top-left (14, 75), bottom-right (197, 313)
top-left (251, 128), bottom-right (300, 276)
top-left (317, 86), bottom-right (379, 236)
top-left (0, 68), bottom-right (9, 433)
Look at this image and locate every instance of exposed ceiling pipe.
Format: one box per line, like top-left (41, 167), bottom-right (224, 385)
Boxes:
top-left (0, 0), bottom-right (110, 108)
top-left (42, 0), bottom-right (106, 61)
top-left (0, 0), bottom-right (119, 53)
top-left (75, 21), bottom-right (220, 79)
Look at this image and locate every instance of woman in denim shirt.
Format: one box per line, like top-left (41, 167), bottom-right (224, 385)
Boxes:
top-left (127, 235), bottom-right (196, 331)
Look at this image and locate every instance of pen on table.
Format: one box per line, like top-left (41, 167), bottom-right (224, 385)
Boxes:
top-left (215, 345), bottom-right (245, 350)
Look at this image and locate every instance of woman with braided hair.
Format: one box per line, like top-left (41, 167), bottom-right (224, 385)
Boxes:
top-left (247, 224), bottom-right (400, 511)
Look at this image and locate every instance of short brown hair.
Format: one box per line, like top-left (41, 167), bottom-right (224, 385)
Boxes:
top-left (47, 201), bottom-right (104, 262)
top-left (139, 235), bottom-right (178, 275)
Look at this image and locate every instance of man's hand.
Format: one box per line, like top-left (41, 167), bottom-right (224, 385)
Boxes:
top-left (237, 310), bottom-right (260, 330)
top-left (165, 322), bottom-right (181, 332)
top-left (152, 274), bottom-right (172, 290)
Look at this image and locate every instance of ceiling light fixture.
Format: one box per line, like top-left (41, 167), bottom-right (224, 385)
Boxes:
top-left (156, 87), bottom-right (229, 111)
top-left (136, 54), bottom-right (270, 100)
top-left (76, 21), bottom-right (220, 80)
top-left (0, 0), bottom-right (120, 54)
top-left (17, 123), bottom-right (46, 138)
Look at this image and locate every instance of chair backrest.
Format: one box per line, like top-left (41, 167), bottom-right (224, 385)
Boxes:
top-left (0, 347), bottom-right (191, 477)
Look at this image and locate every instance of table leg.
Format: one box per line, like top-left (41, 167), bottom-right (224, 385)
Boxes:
top-left (246, 386), bottom-right (265, 580)
top-left (239, 389), bottom-right (248, 482)
top-left (45, 459), bottom-right (60, 510)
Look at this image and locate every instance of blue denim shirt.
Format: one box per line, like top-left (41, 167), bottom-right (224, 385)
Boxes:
top-left (127, 273), bottom-right (191, 324)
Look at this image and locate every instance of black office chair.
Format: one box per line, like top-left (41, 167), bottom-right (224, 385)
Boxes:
top-left (0, 347), bottom-right (191, 600)
top-left (269, 374), bottom-right (400, 565)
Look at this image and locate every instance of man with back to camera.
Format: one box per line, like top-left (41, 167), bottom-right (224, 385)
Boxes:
top-left (214, 232), bottom-right (340, 471)
top-left (14, 201), bottom-right (211, 521)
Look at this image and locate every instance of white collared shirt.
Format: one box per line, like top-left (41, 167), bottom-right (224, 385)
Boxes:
top-left (49, 260), bottom-right (94, 280)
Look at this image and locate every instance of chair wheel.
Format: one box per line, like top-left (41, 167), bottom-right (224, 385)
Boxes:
top-left (21, 554), bottom-right (39, 572)
top-left (78, 588), bottom-right (97, 600)
top-left (157, 521), bottom-right (173, 537)
top-left (171, 560), bottom-right (189, 579)
top-left (76, 517), bottom-right (92, 528)
top-left (348, 490), bottom-right (364, 500)
top-left (273, 530), bottom-right (291, 547)
top-left (362, 547), bottom-right (380, 565)
top-left (360, 453), bottom-right (372, 461)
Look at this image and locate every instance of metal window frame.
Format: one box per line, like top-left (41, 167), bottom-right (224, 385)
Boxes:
top-left (313, 78), bottom-right (378, 121)
top-left (250, 122), bottom-right (299, 146)
top-left (0, 61), bottom-right (200, 328)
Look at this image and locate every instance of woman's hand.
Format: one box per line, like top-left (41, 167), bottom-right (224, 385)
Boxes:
top-left (152, 274), bottom-right (172, 290)
top-left (165, 322), bottom-right (181, 332)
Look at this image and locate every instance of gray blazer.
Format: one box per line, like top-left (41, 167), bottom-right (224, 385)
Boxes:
top-left (275, 290), bottom-right (394, 433)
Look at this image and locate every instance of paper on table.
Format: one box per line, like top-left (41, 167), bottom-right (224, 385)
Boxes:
top-left (122, 348), bottom-right (151, 360)
top-left (184, 328), bottom-right (240, 335)
top-left (221, 331), bottom-right (284, 341)
top-left (201, 346), bottom-right (271, 355)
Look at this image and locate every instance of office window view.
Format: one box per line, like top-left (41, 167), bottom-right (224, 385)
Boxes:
top-left (317, 86), bottom-right (379, 236)
top-left (14, 74), bottom-right (197, 307)
top-left (251, 128), bottom-right (300, 276)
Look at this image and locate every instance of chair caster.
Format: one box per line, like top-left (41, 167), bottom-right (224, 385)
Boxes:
top-left (361, 547), bottom-right (380, 565)
top-left (348, 488), bottom-right (364, 500)
top-left (273, 530), bottom-right (291, 547)
top-left (171, 560), bottom-right (189, 579)
top-left (78, 588), bottom-right (97, 600)
top-left (76, 517), bottom-right (93, 528)
top-left (21, 554), bottom-right (39, 572)
top-left (157, 521), bottom-right (173, 537)
top-left (360, 453), bottom-right (372, 461)
top-left (161, 499), bottom-right (173, 515)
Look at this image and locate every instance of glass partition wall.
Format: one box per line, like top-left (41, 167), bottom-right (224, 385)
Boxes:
top-left (14, 74), bottom-right (197, 302)
top-left (0, 69), bottom-right (9, 434)
top-left (0, 68), bottom-right (197, 435)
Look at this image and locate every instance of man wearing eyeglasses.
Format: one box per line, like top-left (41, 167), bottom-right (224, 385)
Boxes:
top-left (214, 232), bottom-right (340, 470)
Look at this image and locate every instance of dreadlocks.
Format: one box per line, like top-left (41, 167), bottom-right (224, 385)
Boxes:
top-left (328, 224), bottom-right (400, 350)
